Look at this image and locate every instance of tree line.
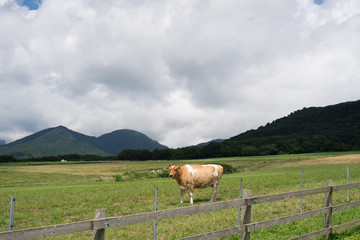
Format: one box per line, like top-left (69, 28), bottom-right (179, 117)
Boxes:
top-left (115, 134), bottom-right (358, 161)
top-left (1, 133), bottom-right (358, 163)
top-left (114, 100), bottom-right (360, 161)
top-left (2, 101), bottom-right (360, 162)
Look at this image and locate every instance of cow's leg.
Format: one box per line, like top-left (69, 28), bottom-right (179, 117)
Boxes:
top-left (188, 186), bottom-right (194, 204)
top-left (189, 189), bottom-right (193, 204)
top-left (211, 181), bottom-right (218, 202)
top-left (180, 190), bottom-right (185, 203)
top-left (210, 186), bottom-right (215, 202)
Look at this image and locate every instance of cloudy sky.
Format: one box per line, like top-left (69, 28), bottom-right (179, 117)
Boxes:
top-left (0, 0), bottom-right (359, 148)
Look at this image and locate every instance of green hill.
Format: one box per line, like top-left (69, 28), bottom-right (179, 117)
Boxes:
top-left (113, 100), bottom-right (360, 161)
top-left (96, 129), bottom-right (167, 155)
top-left (2, 100), bottom-right (360, 160)
top-left (232, 100), bottom-right (360, 141)
top-left (0, 126), bottom-right (167, 158)
top-left (225, 100), bottom-right (360, 155)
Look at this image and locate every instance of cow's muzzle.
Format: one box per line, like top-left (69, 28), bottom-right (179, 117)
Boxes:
top-left (169, 174), bottom-right (174, 178)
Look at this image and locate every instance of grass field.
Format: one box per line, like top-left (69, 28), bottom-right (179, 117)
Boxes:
top-left (1, 152), bottom-right (360, 239)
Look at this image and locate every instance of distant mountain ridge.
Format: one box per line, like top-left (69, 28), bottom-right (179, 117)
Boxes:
top-left (196, 139), bottom-right (224, 147)
top-left (0, 126), bottom-right (167, 158)
top-left (225, 100), bottom-right (360, 155)
top-left (231, 100), bottom-right (360, 142)
top-left (96, 129), bottom-right (167, 155)
top-left (1, 100), bottom-right (360, 160)
top-left (112, 100), bottom-right (360, 161)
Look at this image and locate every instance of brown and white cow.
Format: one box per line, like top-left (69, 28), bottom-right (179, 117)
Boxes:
top-left (164, 164), bottom-right (223, 204)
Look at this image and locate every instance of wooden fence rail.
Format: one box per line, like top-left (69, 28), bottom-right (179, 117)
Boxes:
top-left (1, 181), bottom-right (360, 240)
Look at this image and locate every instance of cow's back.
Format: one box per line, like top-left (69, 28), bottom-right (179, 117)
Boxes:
top-left (191, 164), bottom-right (223, 189)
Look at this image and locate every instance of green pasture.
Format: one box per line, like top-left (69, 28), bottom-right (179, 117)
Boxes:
top-left (1, 152), bottom-right (360, 239)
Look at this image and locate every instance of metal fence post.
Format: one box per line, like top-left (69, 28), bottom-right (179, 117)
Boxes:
top-left (300, 170), bottom-right (303, 213)
top-left (8, 196), bottom-right (15, 231)
top-left (242, 189), bottom-right (252, 240)
top-left (93, 209), bottom-right (107, 240)
top-left (153, 186), bottom-right (158, 240)
top-left (347, 165), bottom-right (349, 202)
top-left (238, 178), bottom-right (243, 226)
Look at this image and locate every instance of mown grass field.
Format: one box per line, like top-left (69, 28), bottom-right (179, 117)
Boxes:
top-left (1, 152), bottom-right (360, 239)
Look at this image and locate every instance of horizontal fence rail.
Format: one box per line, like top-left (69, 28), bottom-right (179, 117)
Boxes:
top-left (178, 201), bottom-right (360, 240)
top-left (1, 181), bottom-right (360, 240)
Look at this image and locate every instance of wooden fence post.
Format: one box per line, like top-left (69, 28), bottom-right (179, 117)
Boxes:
top-left (93, 209), bottom-right (107, 240)
top-left (8, 196), bottom-right (15, 231)
top-left (325, 180), bottom-right (333, 240)
top-left (238, 178), bottom-right (243, 226)
top-left (153, 186), bottom-right (158, 240)
top-left (242, 189), bottom-right (252, 240)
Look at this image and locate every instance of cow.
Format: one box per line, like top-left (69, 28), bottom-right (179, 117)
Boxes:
top-left (164, 164), bottom-right (223, 204)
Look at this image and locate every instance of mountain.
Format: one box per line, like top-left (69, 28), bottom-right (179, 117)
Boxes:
top-left (0, 126), bottom-right (103, 158)
top-left (231, 100), bottom-right (360, 142)
top-left (110, 100), bottom-right (360, 161)
top-left (196, 139), bottom-right (224, 147)
top-left (2, 100), bottom-right (359, 160)
top-left (0, 126), bottom-right (167, 158)
top-left (175, 100), bottom-right (360, 159)
top-left (96, 129), bottom-right (167, 155)
top-left (0, 140), bottom-right (5, 145)
top-left (226, 100), bottom-right (360, 155)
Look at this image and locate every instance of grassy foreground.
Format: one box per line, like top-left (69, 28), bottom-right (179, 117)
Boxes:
top-left (1, 152), bottom-right (360, 239)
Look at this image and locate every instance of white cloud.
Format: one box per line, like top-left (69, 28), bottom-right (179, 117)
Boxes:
top-left (0, 0), bottom-right (360, 147)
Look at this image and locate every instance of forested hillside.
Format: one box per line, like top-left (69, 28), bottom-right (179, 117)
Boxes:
top-left (227, 100), bottom-right (360, 155)
top-left (0, 126), bottom-right (167, 159)
top-left (1, 100), bottom-right (359, 161)
top-left (0, 126), bottom-right (107, 158)
top-left (116, 100), bottom-right (360, 160)
top-left (96, 129), bottom-right (167, 155)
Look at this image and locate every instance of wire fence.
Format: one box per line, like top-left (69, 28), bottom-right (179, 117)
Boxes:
top-left (2, 181), bottom-right (360, 240)
top-left (0, 186), bottom-right (162, 231)
top-left (1, 165), bottom-right (359, 235)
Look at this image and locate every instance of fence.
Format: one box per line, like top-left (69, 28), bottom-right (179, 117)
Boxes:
top-left (3, 166), bottom-right (352, 230)
top-left (1, 180), bottom-right (360, 240)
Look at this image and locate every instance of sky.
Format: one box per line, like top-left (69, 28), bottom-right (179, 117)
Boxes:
top-left (0, 0), bottom-right (360, 148)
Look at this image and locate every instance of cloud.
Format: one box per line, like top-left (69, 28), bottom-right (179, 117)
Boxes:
top-left (0, 0), bottom-right (360, 147)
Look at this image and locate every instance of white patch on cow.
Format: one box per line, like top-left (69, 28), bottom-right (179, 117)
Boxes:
top-left (205, 164), bottom-right (218, 178)
top-left (186, 165), bottom-right (197, 177)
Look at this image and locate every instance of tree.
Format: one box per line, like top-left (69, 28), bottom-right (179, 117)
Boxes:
top-left (151, 149), bottom-right (172, 160)
top-left (201, 142), bottom-right (222, 158)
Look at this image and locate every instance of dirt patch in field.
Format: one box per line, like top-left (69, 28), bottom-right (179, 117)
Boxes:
top-left (280, 154), bottom-right (360, 168)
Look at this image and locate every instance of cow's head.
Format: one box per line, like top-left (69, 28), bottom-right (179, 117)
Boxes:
top-left (164, 164), bottom-right (180, 178)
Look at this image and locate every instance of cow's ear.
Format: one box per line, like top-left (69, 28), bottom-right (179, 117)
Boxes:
top-left (174, 166), bottom-right (180, 171)
top-left (164, 166), bottom-right (170, 171)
